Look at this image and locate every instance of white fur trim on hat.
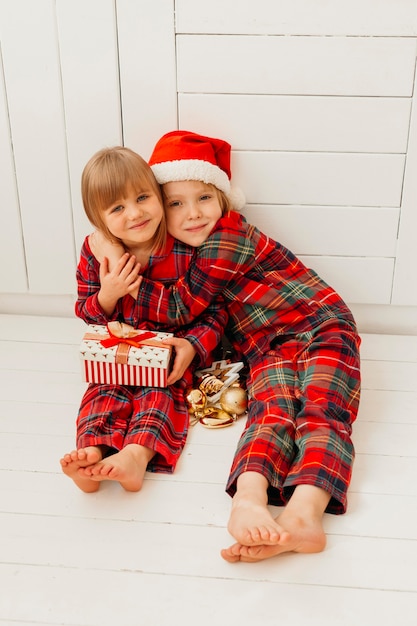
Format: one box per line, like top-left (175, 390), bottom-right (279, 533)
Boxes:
top-left (151, 159), bottom-right (231, 195)
top-left (151, 159), bottom-right (246, 209)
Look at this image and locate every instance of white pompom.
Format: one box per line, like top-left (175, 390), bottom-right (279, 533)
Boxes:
top-left (228, 186), bottom-right (246, 210)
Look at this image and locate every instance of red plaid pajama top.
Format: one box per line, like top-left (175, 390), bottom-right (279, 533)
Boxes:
top-left (133, 211), bottom-right (361, 511)
top-left (74, 235), bottom-right (227, 473)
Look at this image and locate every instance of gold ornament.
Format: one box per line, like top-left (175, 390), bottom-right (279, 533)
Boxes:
top-left (199, 407), bottom-right (235, 429)
top-left (186, 388), bottom-right (207, 415)
top-left (220, 384), bottom-right (248, 416)
top-left (198, 374), bottom-right (224, 397)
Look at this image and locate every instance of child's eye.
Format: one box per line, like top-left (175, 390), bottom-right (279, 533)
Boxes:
top-left (200, 195), bottom-right (211, 201)
top-left (111, 204), bottom-right (123, 213)
top-left (167, 200), bottom-right (181, 208)
top-left (137, 194), bottom-right (148, 203)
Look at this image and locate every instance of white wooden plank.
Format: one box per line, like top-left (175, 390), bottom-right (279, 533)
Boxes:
top-left (350, 303), bottom-right (417, 336)
top-left (353, 421), bottom-right (417, 456)
top-left (392, 62), bottom-right (417, 305)
top-left (233, 152), bottom-right (404, 207)
top-left (2, 563), bottom-right (416, 626)
top-left (361, 360), bottom-right (417, 392)
top-left (297, 256), bottom-right (394, 305)
top-left (241, 206), bottom-right (398, 257)
top-left (0, 369), bottom-right (85, 403)
top-left (0, 340), bottom-right (80, 372)
top-left (56, 0), bottom-right (123, 256)
top-left (2, 511), bottom-right (417, 590)
top-left (358, 389), bottom-right (417, 424)
top-left (351, 454), bottom-right (417, 497)
top-left (117, 0), bottom-right (177, 158)
top-left (3, 442), bottom-right (417, 540)
top-left (0, 0), bottom-right (76, 294)
top-left (0, 402), bottom-right (78, 434)
top-left (359, 333), bottom-right (417, 362)
top-left (176, 0), bottom-right (417, 36)
top-left (177, 35), bottom-right (417, 97)
top-left (0, 314), bottom-right (86, 342)
top-left (0, 50), bottom-right (27, 293)
top-left (179, 94), bottom-right (411, 153)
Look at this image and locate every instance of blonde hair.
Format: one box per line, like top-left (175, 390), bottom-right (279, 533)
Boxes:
top-left (81, 146), bottom-right (166, 252)
top-left (211, 185), bottom-right (232, 215)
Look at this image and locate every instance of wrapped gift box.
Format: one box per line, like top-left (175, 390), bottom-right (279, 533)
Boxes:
top-left (80, 323), bottom-right (173, 387)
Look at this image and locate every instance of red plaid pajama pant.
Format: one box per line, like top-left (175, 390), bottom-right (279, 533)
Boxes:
top-left (226, 322), bottom-right (361, 513)
top-left (76, 375), bottom-right (191, 473)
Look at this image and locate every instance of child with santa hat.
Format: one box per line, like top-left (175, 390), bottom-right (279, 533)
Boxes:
top-left (94, 130), bottom-right (361, 563)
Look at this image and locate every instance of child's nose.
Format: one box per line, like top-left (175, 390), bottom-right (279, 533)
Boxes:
top-left (188, 202), bottom-right (202, 219)
top-left (126, 202), bottom-right (143, 218)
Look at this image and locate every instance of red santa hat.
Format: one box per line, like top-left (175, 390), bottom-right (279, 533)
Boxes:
top-left (148, 130), bottom-right (245, 209)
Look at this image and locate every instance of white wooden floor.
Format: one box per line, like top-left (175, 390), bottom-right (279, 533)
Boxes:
top-left (1, 314), bottom-right (416, 626)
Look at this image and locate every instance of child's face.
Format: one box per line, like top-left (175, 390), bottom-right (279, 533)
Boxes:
top-left (102, 184), bottom-right (164, 248)
top-left (163, 180), bottom-right (222, 247)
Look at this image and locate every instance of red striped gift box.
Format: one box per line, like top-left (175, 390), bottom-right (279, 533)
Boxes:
top-left (80, 324), bottom-right (173, 387)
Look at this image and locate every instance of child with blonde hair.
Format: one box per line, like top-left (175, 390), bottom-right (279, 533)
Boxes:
top-left (60, 146), bottom-right (227, 493)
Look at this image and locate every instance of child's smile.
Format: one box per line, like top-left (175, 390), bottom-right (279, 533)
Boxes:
top-left (163, 180), bottom-right (222, 247)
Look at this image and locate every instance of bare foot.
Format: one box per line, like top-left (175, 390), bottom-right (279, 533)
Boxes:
top-left (221, 484), bottom-right (330, 563)
top-left (60, 447), bottom-right (102, 493)
top-left (79, 443), bottom-right (154, 491)
top-left (227, 495), bottom-right (286, 545)
top-left (227, 471), bottom-right (285, 545)
top-left (221, 509), bottom-right (326, 562)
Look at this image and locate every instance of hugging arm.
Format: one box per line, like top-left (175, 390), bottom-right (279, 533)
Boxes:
top-left (134, 219), bottom-right (253, 327)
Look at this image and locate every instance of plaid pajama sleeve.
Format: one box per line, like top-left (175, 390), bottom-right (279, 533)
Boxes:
top-left (134, 211), bottom-right (357, 362)
top-left (75, 235), bottom-right (227, 367)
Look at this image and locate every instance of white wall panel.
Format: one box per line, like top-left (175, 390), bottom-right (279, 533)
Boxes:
top-left (0, 0), bottom-right (75, 295)
top-left (241, 206), bottom-right (399, 258)
top-left (232, 152), bottom-right (404, 207)
top-left (56, 0), bottom-right (122, 256)
top-left (179, 94), bottom-right (411, 154)
top-left (392, 64), bottom-right (417, 306)
top-left (299, 257), bottom-right (394, 305)
top-left (176, 0), bottom-right (417, 36)
top-left (117, 0), bottom-right (177, 159)
top-left (0, 49), bottom-right (27, 292)
top-left (0, 0), bottom-right (416, 323)
top-left (177, 36), bottom-right (417, 97)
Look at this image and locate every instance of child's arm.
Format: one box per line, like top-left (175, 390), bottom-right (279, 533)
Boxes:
top-left (75, 236), bottom-right (140, 323)
top-left (89, 230), bottom-right (141, 314)
top-left (173, 294), bottom-right (229, 371)
top-left (89, 231), bottom-right (126, 269)
top-left (133, 213), bottom-right (253, 327)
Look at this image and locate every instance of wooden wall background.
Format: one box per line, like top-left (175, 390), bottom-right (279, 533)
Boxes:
top-left (0, 0), bottom-right (416, 333)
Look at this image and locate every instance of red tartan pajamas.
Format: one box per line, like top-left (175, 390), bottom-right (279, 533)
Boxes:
top-left (77, 375), bottom-right (190, 474)
top-left (226, 323), bottom-right (361, 513)
top-left (74, 235), bottom-right (227, 475)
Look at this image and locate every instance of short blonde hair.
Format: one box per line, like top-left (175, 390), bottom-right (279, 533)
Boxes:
top-left (211, 185), bottom-right (232, 215)
top-left (81, 146), bottom-right (167, 251)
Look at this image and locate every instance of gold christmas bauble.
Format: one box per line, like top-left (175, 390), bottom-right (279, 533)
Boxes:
top-left (186, 388), bottom-right (207, 414)
top-left (220, 385), bottom-right (248, 416)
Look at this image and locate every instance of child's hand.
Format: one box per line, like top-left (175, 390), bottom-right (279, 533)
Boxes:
top-left (90, 231), bottom-right (125, 270)
top-left (97, 254), bottom-right (142, 315)
top-left (163, 337), bottom-right (197, 385)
